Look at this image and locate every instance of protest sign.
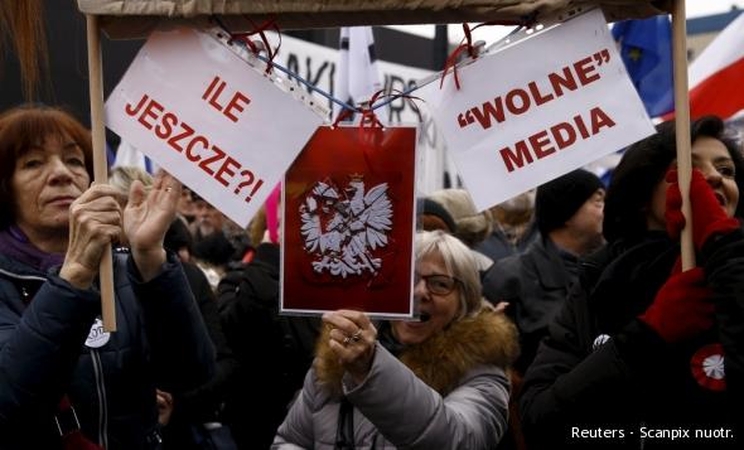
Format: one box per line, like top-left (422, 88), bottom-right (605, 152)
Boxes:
top-left (281, 125), bottom-right (418, 318)
top-left (106, 27), bottom-right (326, 226)
top-left (418, 8), bottom-right (655, 211)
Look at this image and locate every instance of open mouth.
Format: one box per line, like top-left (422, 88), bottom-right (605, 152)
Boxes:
top-left (715, 192), bottom-right (726, 207)
top-left (418, 312), bottom-right (431, 323)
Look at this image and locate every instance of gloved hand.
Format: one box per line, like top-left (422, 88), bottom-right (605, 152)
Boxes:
top-left (639, 267), bottom-right (714, 342)
top-left (665, 168), bottom-right (739, 250)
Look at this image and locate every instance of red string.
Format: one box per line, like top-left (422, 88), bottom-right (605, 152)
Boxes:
top-left (374, 88), bottom-right (425, 118)
top-left (462, 23), bottom-right (477, 58)
top-left (332, 108), bottom-right (355, 128)
top-left (439, 23), bottom-right (477, 90)
top-left (331, 105), bottom-right (383, 130)
top-left (230, 17), bottom-right (281, 74)
top-left (331, 90), bottom-right (383, 129)
top-left (439, 13), bottom-right (540, 90)
top-left (360, 107), bottom-right (384, 129)
top-left (330, 90), bottom-right (384, 149)
top-left (439, 43), bottom-right (471, 90)
top-left (332, 88), bottom-right (425, 129)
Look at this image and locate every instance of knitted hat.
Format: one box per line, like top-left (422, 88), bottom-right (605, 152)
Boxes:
top-left (427, 188), bottom-right (492, 248)
top-left (417, 197), bottom-right (457, 233)
top-left (535, 169), bottom-right (603, 235)
top-left (193, 232), bottom-right (236, 267)
top-left (164, 218), bottom-right (193, 255)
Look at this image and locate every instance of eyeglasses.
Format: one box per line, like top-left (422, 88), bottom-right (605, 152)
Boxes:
top-left (414, 273), bottom-right (460, 295)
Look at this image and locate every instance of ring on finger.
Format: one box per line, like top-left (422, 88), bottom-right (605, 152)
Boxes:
top-left (342, 328), bottom-right (363, 346)
top-left (350, 328), bottom-right (363, 342)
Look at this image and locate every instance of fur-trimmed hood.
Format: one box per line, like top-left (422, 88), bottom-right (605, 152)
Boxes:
top-left (315, 307), bottom-right (519, 396)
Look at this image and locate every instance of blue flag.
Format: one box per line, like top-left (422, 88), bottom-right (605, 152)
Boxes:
top-left (612, 16), bottom-right (674, 117)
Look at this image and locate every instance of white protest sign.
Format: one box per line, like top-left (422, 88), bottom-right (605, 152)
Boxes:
top-left (418, 8), bottom-right (655, 211)
top-left (106, 27), bottom-right (326, 227)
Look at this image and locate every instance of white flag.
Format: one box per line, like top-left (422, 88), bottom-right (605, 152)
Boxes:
top-left (112, 139), bottom-right (157, 174)
top-left (334, 26), bottom-right (382, 119)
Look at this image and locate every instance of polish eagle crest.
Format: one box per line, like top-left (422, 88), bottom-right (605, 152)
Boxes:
top-left (299, 175), bottom-right (393, 278)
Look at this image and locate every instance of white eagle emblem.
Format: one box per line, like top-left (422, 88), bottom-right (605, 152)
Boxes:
top-left (299, 176), bottom-right (393, 278)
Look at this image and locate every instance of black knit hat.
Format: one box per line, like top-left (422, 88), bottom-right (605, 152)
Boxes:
top-left (164, 218), bottom-right (193, 254)
top-left (417, 197), bottom-right (457, 233)
top-left (535, 169), bottom-right (603, 235)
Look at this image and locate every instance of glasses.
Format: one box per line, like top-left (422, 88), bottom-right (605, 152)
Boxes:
top-left (414, 273), bottom-right (460, 295)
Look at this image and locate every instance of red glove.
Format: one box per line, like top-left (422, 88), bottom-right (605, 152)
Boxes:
top-left (639, 267), bottom-right (715, 342)
top-left (665, 168), bottom-right (739, 250)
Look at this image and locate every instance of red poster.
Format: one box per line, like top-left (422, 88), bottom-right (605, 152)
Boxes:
top-left (281, 125), bottom-right (418, 318)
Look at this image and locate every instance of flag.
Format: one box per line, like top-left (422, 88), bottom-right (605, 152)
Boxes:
top-left (334, 26), bottom-right (382, 120)
top-left (611, 15), bottom-right (674, 118)
top-left (112, 139), bottom-right (156, 173)
top-left (684, 11), bottom-right (744, 120)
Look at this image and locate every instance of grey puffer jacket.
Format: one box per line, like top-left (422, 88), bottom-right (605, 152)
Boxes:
top-left (273, 308), bottom-right (518, 449)
top-left (0, 250), bottom-right (215, 450)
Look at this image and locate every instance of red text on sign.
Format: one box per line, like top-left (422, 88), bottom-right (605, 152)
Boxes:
top-left (124, 93), bottom-right (264, 203)
top-left (498, 106), bottom-right (616, 173)
top-left (202, 75), bottom-right (251, 123)
top-left (457, 49), bottom-right (611, 130)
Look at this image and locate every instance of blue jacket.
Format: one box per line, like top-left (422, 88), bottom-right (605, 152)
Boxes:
top-left (0, 250), bottom-right (215, 449)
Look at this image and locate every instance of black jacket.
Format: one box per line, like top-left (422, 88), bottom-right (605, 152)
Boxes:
top-left (161, 261), bottom-right (239, 450)
top-left (483, 236), bottom-right (579, 373)
top-left (218, 243), bottom-right (321, 450)
top-left (0, 250), bottom-right (215, 450)
top-left (476, 220), bottom-right (540, 264)
top-left (519, 231), bottom-right (744, 449)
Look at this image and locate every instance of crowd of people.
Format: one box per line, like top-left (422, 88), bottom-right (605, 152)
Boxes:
top-left (1, 101), bottom-right (743, 450)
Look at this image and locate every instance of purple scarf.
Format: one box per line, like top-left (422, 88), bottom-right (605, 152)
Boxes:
top-left (0, 225), bottom-right (65, 272)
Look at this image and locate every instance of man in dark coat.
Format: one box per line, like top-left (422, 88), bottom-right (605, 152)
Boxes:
top-left (482, 169), bottom-right (605, 374)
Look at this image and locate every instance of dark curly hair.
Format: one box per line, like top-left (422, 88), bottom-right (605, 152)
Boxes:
top-left (603, 115), bottom-right (744, 244)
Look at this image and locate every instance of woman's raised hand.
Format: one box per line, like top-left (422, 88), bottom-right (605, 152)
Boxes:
top-left (323, 309), bottom-right (378, 385)
top-left (124, 171), bottom-right (182, 281)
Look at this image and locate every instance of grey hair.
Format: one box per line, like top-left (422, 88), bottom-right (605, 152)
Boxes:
top-left (415, 229), bottom-right (482, 319)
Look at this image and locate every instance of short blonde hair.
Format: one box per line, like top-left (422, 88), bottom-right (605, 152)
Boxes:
top-left (415, 230), bottom-right (481, 319)
top-left (109, 165), bottom-right (153, 201)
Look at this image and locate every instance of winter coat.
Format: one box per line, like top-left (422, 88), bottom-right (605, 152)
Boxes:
top-left (160, 261), bottom-right (239, 450)
top-left (273, 308), bottom-right (519, 449)
top-left (0, 250), bottom-right (215, 450)
top-left (218, 243), bottom-right (322, 449)
top-left (519, 231), bottom-right (744, 449)
top-left (475, 221), bottom-right (540, 264)
top-left (482, 236), bottom-right (580, 373)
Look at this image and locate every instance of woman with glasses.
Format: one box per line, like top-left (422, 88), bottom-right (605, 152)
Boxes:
top-left (272, 229), bottom-right (518, 449)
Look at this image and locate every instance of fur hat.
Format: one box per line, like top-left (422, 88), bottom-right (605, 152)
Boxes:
top-left (535, 169), bottom-right (603, 235)
top-left (427, 189), bottom-right (492, 247)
